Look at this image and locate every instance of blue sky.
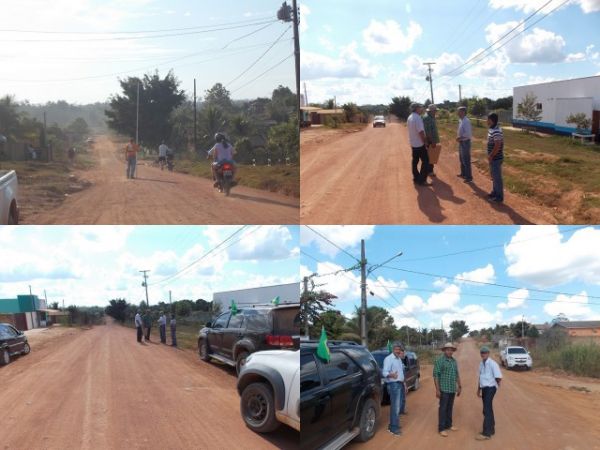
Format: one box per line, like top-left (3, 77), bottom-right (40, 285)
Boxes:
top-left (300, 225), bottom-right (600, 331)
top-left (0, 0), bottom-right (295, 103)
top-left (0, 225), bottom-right (300, 307)
top-left (300, 0), bottom-right (600, 105)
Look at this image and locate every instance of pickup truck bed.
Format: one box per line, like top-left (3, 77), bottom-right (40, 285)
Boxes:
top-left (0, 170), bottom-right (19, 224)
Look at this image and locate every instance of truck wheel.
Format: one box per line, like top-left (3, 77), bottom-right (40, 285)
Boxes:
top-left (198, 339), bottom-right (210, 361)
top-left (412, 376), bottom-right (420, 391)
top-left (355, 398), bottom-right (377, 442)
top-left (1, 349), bottom-right (10, 365)
top-left (22, 343), bottom-right (31, 355)
top-left (236, 351), bottom-right (249, 375)
top-left (8, 205), bottom-right (18, 225)
top-left (240, 382), bottom-right (279, 433)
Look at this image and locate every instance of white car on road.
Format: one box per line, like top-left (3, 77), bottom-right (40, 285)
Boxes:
top-left (373, 115), bottom-right (386, 128)
top-left (500, 346), bottom-right (533, 370)
top-left (237, 349), bottom-right (300, 434)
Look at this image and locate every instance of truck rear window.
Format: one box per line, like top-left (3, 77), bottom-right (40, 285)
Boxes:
top-left (272, 307), bottom-right (300, 335)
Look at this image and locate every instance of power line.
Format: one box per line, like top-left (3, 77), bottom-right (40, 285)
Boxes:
top-left (226, 25), bottom-right (291, 87)
top-left (303, 225), bottom-right (360, 263)
top-left (230, 53), bottom-right (294, 94)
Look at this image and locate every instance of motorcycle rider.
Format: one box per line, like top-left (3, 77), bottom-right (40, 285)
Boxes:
top-left (207, 132), bottom-right (236, 186)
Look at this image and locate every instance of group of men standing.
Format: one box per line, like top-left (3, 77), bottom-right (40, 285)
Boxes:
top-left (406, 104), bottom-right (505, 203)
top-left (134, 309), bottom-right (177, 347)
top-left (383, 342), bottom-right (502, 441)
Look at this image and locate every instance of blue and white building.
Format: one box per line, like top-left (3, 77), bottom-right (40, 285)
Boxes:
top-left (512, 75), bottom-right (600, 136)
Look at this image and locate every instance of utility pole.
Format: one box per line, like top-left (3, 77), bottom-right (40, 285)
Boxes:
top-left (169, 290), bottom-right (172, 306)
top-left (360, 239), bottom-right (368, 347)
top-left (423, 62), bottom-right (436, 104)
top-left (303, 82), bottom-right (308, 106)
top-left (136, 80), bottom-right (140, 145)
top-left (140, 270), bottom-right (150, 307)
top-left (522, 314), bottom-right (525, 340)
top-left (278, 1), bottom-right (300, 121)
top-left (459, 84), bottom-right (462, 103)
top-left (193, 79), bottom-right (197, 153)
top-left (302, 276), bottom-right (310, 338)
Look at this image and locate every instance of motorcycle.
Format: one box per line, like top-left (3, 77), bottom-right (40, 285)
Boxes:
top-left (215, 161), bottom-right (235, 196)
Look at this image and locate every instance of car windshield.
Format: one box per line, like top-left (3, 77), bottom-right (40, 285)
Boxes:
top-left (508, 347), bottom-right (527, 354)
top-left (272, 307), bottom-right (300, 335)
top-left (374, 116), bottom-right (384, 120)
top-left (372, 353), bottom-right (386, 368)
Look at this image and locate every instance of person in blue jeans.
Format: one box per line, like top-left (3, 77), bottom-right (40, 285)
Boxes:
top-left (382, 343), bottom-right (408, 436)
top-left (486, 113), bottom-right (505, 203)
top-left (456, 106), bottom-right (473, 182)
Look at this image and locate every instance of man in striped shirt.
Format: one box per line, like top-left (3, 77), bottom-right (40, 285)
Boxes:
top-left (486, 113), bottom-right (504, 203)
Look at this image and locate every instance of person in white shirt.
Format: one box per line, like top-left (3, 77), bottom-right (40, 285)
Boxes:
top-left (158, 312), bottom-right (167, 344)
top-left (382, 343), bottom-right (408, 436)
top-left (134, 311), bottom-right (143, 343)
top-left (207, 132), bottom-right (236, 184)
top-left (158, 141), bottom-right (170, 169)
top-left (407, 103), bottom-right (431, 186)
top-left (476, 346), bottom-right (502, 441)
top-left (456, 106), bottom-right (473, 182)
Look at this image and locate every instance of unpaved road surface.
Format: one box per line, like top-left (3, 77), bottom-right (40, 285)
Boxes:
top-left (0, 323), bottom-right (298, 449)
top-left (347, 338), bottom-right (600, 450)
top-left (301, 122), bottom-right (556, 224)
top-left (26, 135), bottom-right (298, 224)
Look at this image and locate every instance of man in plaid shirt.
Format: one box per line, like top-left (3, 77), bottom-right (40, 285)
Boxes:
top-left (433, 342), bottom-right (462, 437)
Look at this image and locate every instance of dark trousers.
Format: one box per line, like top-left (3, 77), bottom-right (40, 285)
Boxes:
top-left (171, 326), bottom-right (177, 346)
top-left (160, 324), bottom-right (166, 343)
top-left (481, 386), bottom-right (497, 436)
top-left (438, 392), bottom-right (455, 432)
top-left (145, 325), bottom-right (151, 341)
top-left (412, 146), bottom-right (429, 183)
top-left (136, 326), bottom-right (142, 343)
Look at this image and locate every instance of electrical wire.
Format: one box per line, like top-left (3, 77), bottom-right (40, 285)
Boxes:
top-left (229, 53), bottom-right (294, 94)
top-left (303, 225), bottom-right (360, 263)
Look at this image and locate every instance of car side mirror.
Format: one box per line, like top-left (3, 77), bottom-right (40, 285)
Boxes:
top-left (206, 321), bottom-right (212, 328)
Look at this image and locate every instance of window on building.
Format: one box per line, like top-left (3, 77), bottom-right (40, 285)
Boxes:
top-left (536, 103), bottom-right (543, 111)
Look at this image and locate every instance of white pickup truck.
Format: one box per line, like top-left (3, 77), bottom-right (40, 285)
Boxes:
top-left (0, 170), bottom-right (19, 224)
top-left (500, 346), bottom-right (533, 370)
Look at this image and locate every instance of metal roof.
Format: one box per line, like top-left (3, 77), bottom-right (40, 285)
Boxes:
top-left (553, 321), bottom-right (600, 329)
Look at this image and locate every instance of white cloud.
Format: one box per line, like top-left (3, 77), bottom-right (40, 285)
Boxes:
top-left (299, 2), bottom-right (310, 33)
top-left (455, 264), bottom-right (496, 285)
top-left (301, 225), bottom-right (375, 258)
top-left (70, 226), bottom-right (133, 252)
top-left (441, 304), bottom-right (502, 332)
top-left (543, 291), bottom-right (598, 320)
top-left (505, 226), bottom-right (600, 287)
top-left (362, 19), bottom-right (422, 55)
top-left (426, 284), bottom-right (461, 313)
top-left (498, 288), bottom-right (530, 310)
top-left (301, 42), bottom-right (378, 80)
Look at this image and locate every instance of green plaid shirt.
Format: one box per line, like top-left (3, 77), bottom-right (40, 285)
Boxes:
top-left (433, 355), bottom-right (459, 393)
top-left (422, 113), bottom-right (440, 145)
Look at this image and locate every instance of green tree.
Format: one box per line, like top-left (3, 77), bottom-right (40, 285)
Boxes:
top-left (516, 92), bottom-right (542, 124)
top-left (449, 320), bottom-right (469, 341)
top-left (269, 85), bottom-right (295, 122)
top-left (312, 309), bottom-right (347, 339)
top-left (204, 83), bottom-right (233, 111)
top-left (175, 300), bottom-right (193, 317)
top-left (105, 70), bottom-right (185, 148)
top-left (389, 96), bottom-right (412, 121)
top-left (300, 289), bottom-right (337, 338)
top-left (66, 117), bottom-right (90, 143)
top-left (566, 113), bottom-right (592, 131)
top-left (266, 118), bottom-right (299, 163)
top-left (468, 97), bottom-right (487, 118)
top-left (105, 298), bottom-right (131, 322)
top-left (527, 325), bottom-right (540, 338)
top-left (0, 95), bottom-right (21, 141)
top-left (200, 104), bottom-right (228, 146)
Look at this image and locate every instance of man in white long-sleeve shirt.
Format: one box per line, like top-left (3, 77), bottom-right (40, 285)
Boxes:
top-left (456, 106), bottom-right (473, 182)
top-left (407, 103), bottom-right (431, 186)
top-left (476, 346), bottom-right (502, 441)
top-left (134, 310), bottom-right (143, 343)
top-left (158, 311), bottom-right (167, 344)
top-left (382, 343), bottom-right (408, 436)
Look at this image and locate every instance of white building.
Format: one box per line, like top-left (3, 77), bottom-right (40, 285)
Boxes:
top-left (212, 282), bottom-right (300, 309)
top-left (513, 75), bottom-right (600, 135)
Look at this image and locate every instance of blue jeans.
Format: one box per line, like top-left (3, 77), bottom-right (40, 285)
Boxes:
top-left (170, 325), bottom-right (177, 346)
top-left (127, 155), bottom-right (137, 178)
top-left (481, 386), bottom-right (497, 436)
top-left (459, 140), bottom-right (472, 180)
top-left (489, 158), bottom-right (503, 201)
top-left (399, 382), bottom-right (406, 414)
top-left (386, 382), bottom-right (403, 433)
top-left (159, 324), bottom-right (166, 343)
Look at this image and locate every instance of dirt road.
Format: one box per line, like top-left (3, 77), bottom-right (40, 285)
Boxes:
top-left (300, 123), bottom-right (556, 224)
top-left (0, 323), bottom-right (298, 449)
top-left (25, 135), bottom-right (298, 224)
top-left (348, 338), bottom-right (600, 450)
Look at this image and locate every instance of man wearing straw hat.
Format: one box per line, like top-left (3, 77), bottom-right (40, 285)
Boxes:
top-left (476, 346), bottom-right (502, 441)
top-left (433, 342), bottom-right (462, 437)
top-left (423, 104), bottom-right (440, 178)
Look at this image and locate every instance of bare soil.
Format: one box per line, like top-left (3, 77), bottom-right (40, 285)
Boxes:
top-left (0, 322), bottom-right (298, 449)
top-left (347, 338), bottom-right (600, 450)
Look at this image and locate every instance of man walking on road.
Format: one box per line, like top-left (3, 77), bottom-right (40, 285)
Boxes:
top-left (143, 309), bottom-right (152, 342)
top-left (456, 107), bottom-right (473, 183)
top-left (158, 141), bottom-right (169, 170)
top-left (433, 342), bottom-right (462, 437)
top-left (476, 346), bottom-right (502, 441)
top-left (125, 138), bottom-right (139, 179)
top-left (170, 313), bottom-right (177, 347)
top-left (407, 103), bottom-right (431, 186)
top-left (158, 311), bottom-right (167, 344)
top-left (423, 104), bottom-right (440, 178)
top-left (134, 310), bottom-right (143, 343)
top-left (382, 343), bottom-right (408, 436)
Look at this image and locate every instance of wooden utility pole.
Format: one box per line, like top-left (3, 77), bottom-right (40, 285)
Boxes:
top-left (193, 79), bottom-right (197, 153)
top-left (459, 84), bottom-right (462, 103)
top-left (360, 239), bottom-right (367, 347)
top-left (136, 81), bottom-right (140, 144)
top-left (292, 0), bottom-right (300, 121)
top-left (423, 62), bottom-right (436, 104)
top-left (140, 270), bottom-right (150, 307)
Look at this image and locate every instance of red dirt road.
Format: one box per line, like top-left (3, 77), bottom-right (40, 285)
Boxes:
top-left (347, 338), bottom-right (600, 450)
top-left (26, 135), bottom-right (298, 224)
top-left (0, 323), bottom-right (299, 449)
top-left (300, 123), bottom-right (556, 224)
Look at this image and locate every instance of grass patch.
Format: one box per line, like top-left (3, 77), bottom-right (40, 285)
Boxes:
top-left (175, 323), bottom-right (200, 351)
top-left (532, 343), bottom-right (600, 378)
top-left (415, 348), bottom-right (437, 365)
top-left (172, 159), bottom-right (300, 197)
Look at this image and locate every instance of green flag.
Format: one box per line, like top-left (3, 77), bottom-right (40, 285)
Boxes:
top-left (230, 299), bottom-right (238, 315)
top-left (387, 339), bottom-right (392, 353)
top-left (316, 326), bottom-right (330, 362)
top-left (272, 295), bottom-right (280, 306)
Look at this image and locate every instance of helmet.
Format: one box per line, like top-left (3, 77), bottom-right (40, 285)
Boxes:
top-left (214, 132), bottom-right (226, 143)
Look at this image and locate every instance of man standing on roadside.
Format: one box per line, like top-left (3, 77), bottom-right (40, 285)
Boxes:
top-left (407, 103), bottom-right (431, 186)
top-left (170, 313), bottom-right (177, 347)
top-left (158, 311), bottom-right (167, 344)
top-left (134, 310), bottom-right (143, 343)
top-left (125, 138), bottom-right (139, 179)
top-left (456, 107), bottom-right (473, 183)
top-left (143, 309), bottom-right (152, 342)
top-left (423, 104), bottom-right (440, 177)
top-left (382, 343), bottom-right (408, 436)
top-left (476, 346), bottom-right (502, 441)
top-left (433, 342), bottom-right (462, 437)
